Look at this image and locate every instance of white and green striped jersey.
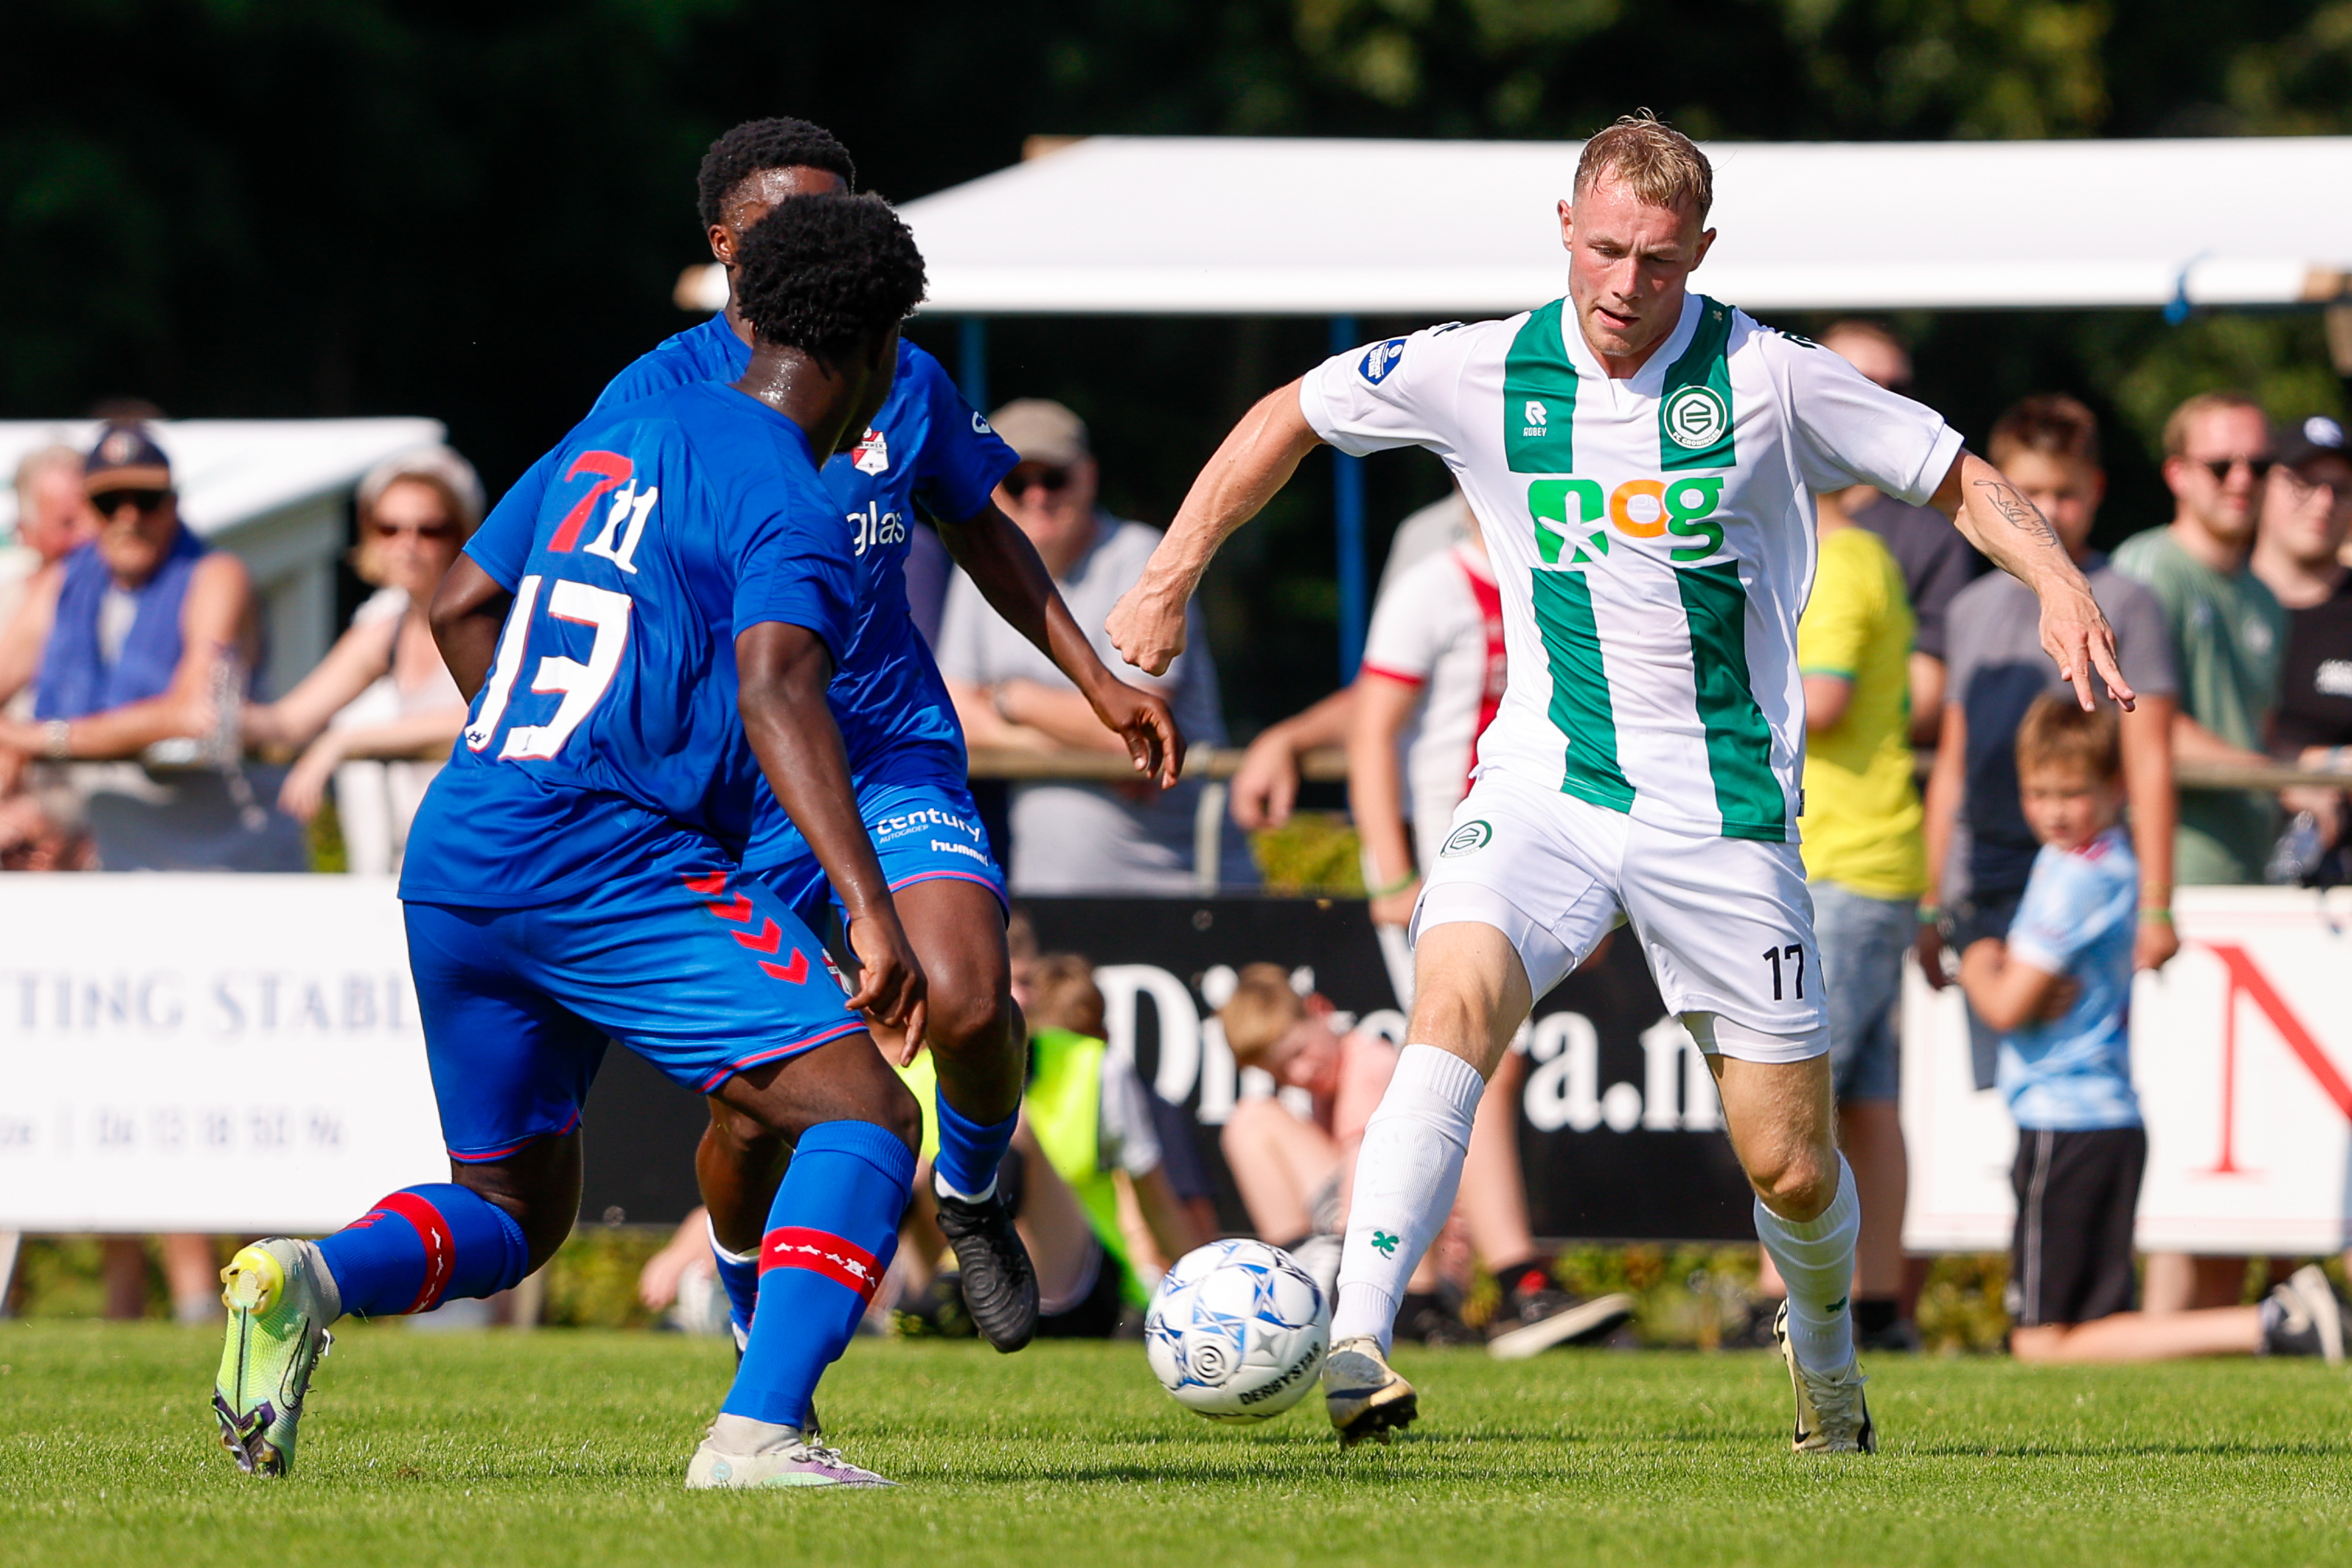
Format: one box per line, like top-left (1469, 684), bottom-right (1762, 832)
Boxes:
top-left (1301, 293), bottom-right (1962, 844)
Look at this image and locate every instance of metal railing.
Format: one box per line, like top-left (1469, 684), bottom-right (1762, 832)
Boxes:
top-left (963, 744), bottom-right (1346, 782)
top-left (968, 745), bottom-right (2345, 791)
top-left (966, 745), bottom-right (1351, 895)
top-left (2173, 760), bottom-right (2352, 791)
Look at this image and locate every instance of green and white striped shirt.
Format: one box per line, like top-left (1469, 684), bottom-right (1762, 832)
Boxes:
top-left (1302, 294), bottom-right (1962, 844)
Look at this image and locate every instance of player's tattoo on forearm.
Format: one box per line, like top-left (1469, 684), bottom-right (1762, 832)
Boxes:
top-left (1971, 478), bottom-right (2063, 551)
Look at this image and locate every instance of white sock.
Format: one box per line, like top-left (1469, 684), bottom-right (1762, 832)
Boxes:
top-left (1754, 1152), bottom-right (1860, 1375)
top-left (1289, 1233), bottom-right (1343, 1303)
top-left (705, 1212), bottom-right (756, 1269)
top-left (295, 1240), bottom-right (344, 1321)
top-left (708, 1412), bottom-right (805, 1454)
top-left (933, 1170), bottom-right (996, 1205)
top-left (1330, 1044), bottom-right (1486, 1352)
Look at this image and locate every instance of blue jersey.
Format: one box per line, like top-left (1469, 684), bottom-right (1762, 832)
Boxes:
top-left (400, 382), bottom-right (855, 909)
top-left (1997, 826), bottom-right (2142, 1131)
top-left (486, 317), bottom-right (1018, 875)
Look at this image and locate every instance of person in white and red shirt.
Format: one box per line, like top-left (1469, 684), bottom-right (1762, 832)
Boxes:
top-left (1338, 501), bottom-right (1636, 1360)
top-left (1349, 497), bottom-right (1508, 930)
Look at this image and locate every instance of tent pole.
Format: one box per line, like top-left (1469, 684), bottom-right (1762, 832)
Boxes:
top-left (1330, 315), bottom-right (1366, 683)
top-left (959, 316), bottom-right (989, 414)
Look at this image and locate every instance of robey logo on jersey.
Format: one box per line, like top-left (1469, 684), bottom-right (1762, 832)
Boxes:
top-left (1528, 475), bottom-right (1725, 568)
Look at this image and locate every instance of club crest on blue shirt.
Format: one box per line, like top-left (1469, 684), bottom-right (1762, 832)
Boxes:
top-left (852, 428), bottom-right (890, 475)
top-left (1359, 339), bottom-right (1407, 384)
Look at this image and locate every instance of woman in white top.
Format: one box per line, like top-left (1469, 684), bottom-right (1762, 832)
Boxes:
top-left (243, 447), bottom-right (479, 873)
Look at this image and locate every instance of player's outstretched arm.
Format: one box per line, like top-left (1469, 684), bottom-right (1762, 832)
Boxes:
top-left (933, 499), bottom-right (1183, 788)
top-left (429, 556), bottom-right (514, 701)
top-left (738, 620), bottom-right (927, 1059)
top-left (1107, 379), bottom-right (1322, 677)
top-left (1930, 451), bottom-right (2134, 713)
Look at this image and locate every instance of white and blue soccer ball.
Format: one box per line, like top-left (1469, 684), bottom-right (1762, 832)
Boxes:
top-left (1144, 1239), bottom-right (1330, 1423)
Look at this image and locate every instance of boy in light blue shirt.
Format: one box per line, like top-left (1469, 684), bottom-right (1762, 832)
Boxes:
top-left (1960, 694), bottom-right (2345, 1362)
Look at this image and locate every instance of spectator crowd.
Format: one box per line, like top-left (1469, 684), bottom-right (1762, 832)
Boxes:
top-left (9, 338), bottom-right (2351, 1350)
top-left (1217, 323), bottom-right (2352, 1355)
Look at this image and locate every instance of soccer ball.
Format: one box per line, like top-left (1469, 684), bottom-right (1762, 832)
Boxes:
top-left (1144, 1239), bottom-right (1330, 1423)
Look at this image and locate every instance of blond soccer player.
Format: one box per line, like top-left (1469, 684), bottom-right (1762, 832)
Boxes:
top-left (1106, 114), bottom-right (2131, 1452)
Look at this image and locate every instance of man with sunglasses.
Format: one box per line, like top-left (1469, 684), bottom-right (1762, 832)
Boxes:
top-left (0, 425), bottom-right (258, 770)
top-left (938, 398), bottom-right (1251, 894)
top-left (2113, 390), bottom-right (2287, 889)
top-left (480, 118), bottom-right (1182, 1357)
top-left (0, 426), bottom-right (273, 817)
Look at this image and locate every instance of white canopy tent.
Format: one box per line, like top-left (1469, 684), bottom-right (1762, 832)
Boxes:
top-left (681, 134), bottom-right (2352, 317)
top-left (668, 133), bottom-right (2352, 676)
top-left (905, 133), bottom-right (2352, 314)
top-left (1, 418), bottom-right (446, 698)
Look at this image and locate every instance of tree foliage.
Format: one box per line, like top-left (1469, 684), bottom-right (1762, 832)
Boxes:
top-left (3, 1), bottom-right (2348, 728)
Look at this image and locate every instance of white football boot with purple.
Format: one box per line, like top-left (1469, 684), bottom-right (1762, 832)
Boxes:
top-left (686, 1413), bottom-right (896, 1488)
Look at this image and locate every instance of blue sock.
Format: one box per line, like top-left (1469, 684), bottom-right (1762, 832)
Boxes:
top-left (314, 1183), bottom-right (528, 1317)
top-left (932, 1093), bottom-right (1016, 1203)
top-left (707, 1215), bottom-right (761, 1340)
top-left (722, 1120), bottom-right (913, 1429)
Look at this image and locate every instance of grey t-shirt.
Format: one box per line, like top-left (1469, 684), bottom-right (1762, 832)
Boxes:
top-left (1852, 493), bottom-right (1988, 663)
top-left (936, 514), bottom-right (1253, 894)
top-left (1943, 554), bottom-right (2177, 901)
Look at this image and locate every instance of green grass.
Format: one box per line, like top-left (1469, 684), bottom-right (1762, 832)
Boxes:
top-left (5, 1323), bottom-right (2350, 1567)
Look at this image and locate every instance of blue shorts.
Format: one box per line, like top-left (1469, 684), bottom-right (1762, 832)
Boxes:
top-left (404, 832), bottom-right (866, 1163)
top-left (755, 777), bottom-right (1008, 928)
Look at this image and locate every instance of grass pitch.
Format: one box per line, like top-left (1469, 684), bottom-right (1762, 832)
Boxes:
top-left (4, 1322), bottom-right (2349, 1568)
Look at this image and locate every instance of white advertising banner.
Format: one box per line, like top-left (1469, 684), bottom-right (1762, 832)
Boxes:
top-left (6, 876), bottom-right (2348, 1248)
top-left (0, 875), bottom-right (443, 1233)
top-left (1904, 885), bottom-right (2352, 1255)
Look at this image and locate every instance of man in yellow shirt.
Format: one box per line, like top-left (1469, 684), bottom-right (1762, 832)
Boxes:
top-left (1792, 496), bottom-right (1925, 1351)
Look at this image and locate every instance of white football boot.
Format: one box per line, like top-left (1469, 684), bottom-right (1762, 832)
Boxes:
top-left (1773, 1302), bottom-right (1876, 1454)
top-left (686, 1413), bottom-right (895, 1488)
top-left (1322, 1335), bottom-right (1418, 1447)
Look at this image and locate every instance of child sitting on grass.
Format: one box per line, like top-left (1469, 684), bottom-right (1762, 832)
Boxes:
top-left (894, 951), bottom-right (1205, 1340)
top-left (1217, 963), bottom-right (1630, 1354)
top-left (1959, 694), bottom-right (2346, 1362)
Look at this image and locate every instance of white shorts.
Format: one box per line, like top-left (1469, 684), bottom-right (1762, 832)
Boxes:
top-left (1411, 771), bottom-right (1828, 1064)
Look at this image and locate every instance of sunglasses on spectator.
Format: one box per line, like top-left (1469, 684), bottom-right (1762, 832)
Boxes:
top-left (89, 489), bottom-right (169, 515)
top-left (372, 518), bottom-right (458, 542)
top-left (2198, 455), bottom-right (2275, 482)
top-left (1002, 466), bottom-right (1073, 499)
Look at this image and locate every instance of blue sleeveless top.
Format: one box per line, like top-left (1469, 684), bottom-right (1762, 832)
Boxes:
top-left (34, 527), bottom-right (209, 721)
